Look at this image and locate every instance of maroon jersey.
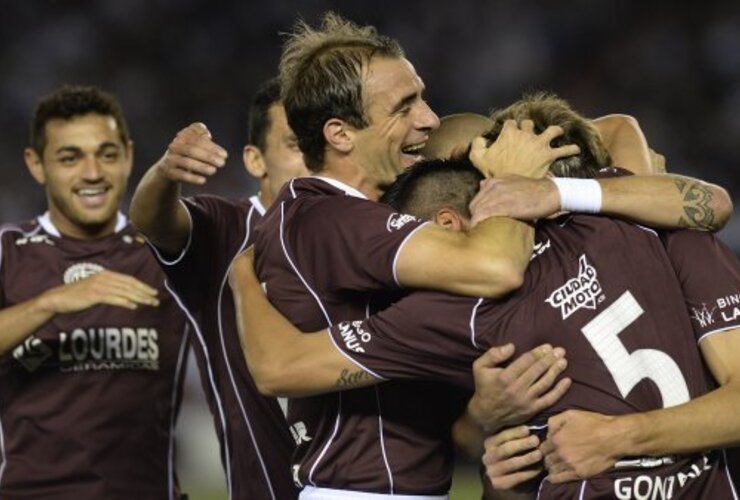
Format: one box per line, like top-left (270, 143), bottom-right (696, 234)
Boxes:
top-left (329, 215), bottom-right (739, 498)
top-left (0, 213), bottom-right (188, 500)
top-left (150, 195), bottom-right (296, 500)
top-left (254, 177), bottom-right (469, 494)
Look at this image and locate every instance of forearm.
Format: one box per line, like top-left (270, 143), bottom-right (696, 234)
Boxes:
top-left (129, 165), bottom-right (190, 255)
top-left (592, 114), bottom-right (652, 175)
top-left (599, 174), bottom-right (732, 231)
top-left (453, 406), bottom-right (486, 459)
top-left (0, 293), bottom-right (57, 355)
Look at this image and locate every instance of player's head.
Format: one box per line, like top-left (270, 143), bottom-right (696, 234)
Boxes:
top-left (243, 78), bottom-right (309, 207)
top-left (381, 157), bottom-right (483, 232)
top-left (24, 85), bottom-right (133, 239)
top-left (279, 12), bottom-right (439, 191)
top-left (421, 113), bottom-right (493, 160)
top-left (485, 92), bottom-right (611, 178)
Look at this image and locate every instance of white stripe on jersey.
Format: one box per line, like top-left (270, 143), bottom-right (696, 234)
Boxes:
top-left (469, 298), bottom-right (484, 349)
top-left (168, 326), bottom-right (190, 500)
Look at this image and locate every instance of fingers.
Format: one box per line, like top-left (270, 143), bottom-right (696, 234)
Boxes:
top-left (486, 425), bottom-right (531, 448)
top-left (520, 348), bottom-right (567, 394)
top-left (91, 271), bottom-right (160, 307)
top-left (501, 343), bottom-right (555, 379)
top-left (160, 122), bottom-right (228, 185)
top-left (483, 426), bottom-right (544, 490)
top-left (473, 343), bottom-right (515, 370)
top-left (530, 377), bottom-right (572, 413)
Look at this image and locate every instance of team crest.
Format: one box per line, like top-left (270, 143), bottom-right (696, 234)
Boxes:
top-left (546, 255), bottom-right (604, 319)
top-left (12, 335), bottom-right (53, 372)
top-left (63, 262), bottom-right (104, 284)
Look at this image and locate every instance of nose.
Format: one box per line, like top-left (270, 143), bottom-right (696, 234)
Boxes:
top-left (416, 100), bottom-right (440, 132)
top-left (81, 155), bottom-right (103, 181)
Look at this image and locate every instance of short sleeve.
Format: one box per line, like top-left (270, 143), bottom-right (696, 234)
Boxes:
top-left (153, 195), bottom-right (250, 309)
top-left (286, 196), bottom-right (428, 292)
top-left (328, 290), bottom-right (479, 390)
top-left (661, 230), bottom-right (740, 342)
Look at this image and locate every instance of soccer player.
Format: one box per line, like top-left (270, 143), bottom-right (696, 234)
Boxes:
top-left (231, 95), bottom-right (739, 498)
top-left (130, 79), bottom-right (308, 499)
top-left (0, 85), bottom-right (189, 499)
top-left (241, 12), bottom-right (733, 498)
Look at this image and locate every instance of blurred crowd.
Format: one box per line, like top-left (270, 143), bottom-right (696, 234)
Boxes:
top-left (2, 1), bottom-right (739, 240)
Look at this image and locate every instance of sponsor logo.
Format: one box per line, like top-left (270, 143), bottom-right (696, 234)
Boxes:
top-left (337, 321), bottom-right (372, 353)
top-left (12, 335), bottom-right (53, 372)
top-left (289, 421), bottom-right (312, 445)
top-left (63, 262), bottom-right (104, 284)
top-left (690, 303), bottom-right (717, 328)
top-left (15, 234), bottom-right (54, 246)
top-left (386, 213), bottom-right (418, 232)
top-left (58, 327), bottom-right (160, 372)
top-left (613, 454), bottom-right (712, 500)
top-left (546, 254), bottom-right (604, 319)
top-left (531, 238), bottom-right (551, 260)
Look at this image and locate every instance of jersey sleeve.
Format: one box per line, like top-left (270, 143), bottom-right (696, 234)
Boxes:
top-left (327, 290), bottom-right (479, 390)
top-left (288, 196), bottom-right (429, 292)
top-left (661, 230), bottom-right (740, 342)
top-left (150, 195), bottom-right (248, 309)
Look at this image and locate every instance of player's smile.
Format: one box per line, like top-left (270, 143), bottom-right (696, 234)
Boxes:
top-left (74, 185), bottom-right (112, 209)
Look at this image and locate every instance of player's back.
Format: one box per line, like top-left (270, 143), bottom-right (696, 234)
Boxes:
top-left (479, 214), bottom-right (735, 498)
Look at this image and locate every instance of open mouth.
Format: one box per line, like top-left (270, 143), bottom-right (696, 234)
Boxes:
top-left (401, 142), bottom-right (426, 165)
top-left (75, 186), bottom-right (111, 208)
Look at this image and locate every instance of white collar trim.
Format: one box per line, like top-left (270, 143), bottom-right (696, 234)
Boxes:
top-left (37, 211), bottom-right (127, 237)
top-left (312, 176), bottom-right (367, 200)
top-left (249, 195), bottom-right (267, 215)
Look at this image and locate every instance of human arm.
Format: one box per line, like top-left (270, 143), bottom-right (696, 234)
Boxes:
top-left (129, 123), bottom-right (228, 256)
top-left (466, 174), bottom-right (731, 232)
top-left (541, 230), bottom-right (740, 482)
top-left (395, 121), bottom-right (579, 298)
top-left (481, 426), bottom-right (543, 500)
top-left (0, 270), bottom-right (159, 356)
top-left (592, 114), bottom-right (654, 175)
top-left (229, 249), bottom-right (380, 397)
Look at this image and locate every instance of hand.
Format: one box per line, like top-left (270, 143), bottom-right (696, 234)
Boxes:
top-left (469, 120), bottom-right (580, 179)
top-left (541, 410), bottom-right (622, 483)
top-left (469, 177), bottom-right (560, 225)
top-left (41, 270), bottom-right (160, 313)
top-left (483, 425), bottom-right (544, 491)
top-left (156, 122), bottom-right (228, 185)
top-left (468, 343), bottom-right (571, 433)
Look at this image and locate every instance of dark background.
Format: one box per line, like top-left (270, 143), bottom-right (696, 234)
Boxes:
top-left (2, 2), bottom-right (738, 496)
top-left (2, 0), bottom-right (739, 245)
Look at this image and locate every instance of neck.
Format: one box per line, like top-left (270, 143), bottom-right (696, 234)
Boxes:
top-left (48, 210), bottom-right (118, 240)
top-left (258, 178), bottom-right (273, 208)
top-left (317, 157), bottom-right (382, 201)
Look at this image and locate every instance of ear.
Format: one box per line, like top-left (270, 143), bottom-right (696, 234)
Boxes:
top-left (24, 147), bottom-right (46, 185)
top-left (243, 145), bottom-right (266, 179)
top-left (434, 207), bottom-right (467, 232)
top-left (323, 118), bottom-right (354, 154)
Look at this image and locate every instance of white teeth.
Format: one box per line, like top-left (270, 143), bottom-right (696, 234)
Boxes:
top-left (402, 142), bottom-right (426, 155)
top-left (78, 188), bottom-right (106, 196)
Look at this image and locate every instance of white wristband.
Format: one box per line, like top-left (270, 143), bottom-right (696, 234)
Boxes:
top-left (550, 178), bottom-right (602, 214)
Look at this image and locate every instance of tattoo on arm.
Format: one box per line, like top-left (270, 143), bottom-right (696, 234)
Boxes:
top-left (335, 368), bottom-right (374, 389)
top-left (674, 178), bottom-right (716, 230)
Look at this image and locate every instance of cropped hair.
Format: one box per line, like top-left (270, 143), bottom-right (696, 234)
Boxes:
top-left (279, 12), bottom-right (404, 171)
top-left (485, 92), bottom-right (611, 178)
top-left (247, 78), bottom-right (282, 151)
top-left (30, 85), bottom-right (130, 156)
top-left (380, 157), bottom-right (484, 220)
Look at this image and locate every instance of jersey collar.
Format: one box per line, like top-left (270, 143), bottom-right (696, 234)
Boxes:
top-left (311, 176), bottom-right (368, 200)
top-left (248, 194), bottom-right (267, 215)
top-left (37, 211), bottom-right (127, 237)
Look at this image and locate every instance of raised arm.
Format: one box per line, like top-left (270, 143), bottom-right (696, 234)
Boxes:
top-left (592, 114), bottom-right (654, 175)
top-left (469, 173), bottom-right (732, 232)
top-left (396, 121), bottom-right (580, 298)
top-left (130, 123), bottom-right (228, 256)
top-left (0, 270), bottom-right (159, 356)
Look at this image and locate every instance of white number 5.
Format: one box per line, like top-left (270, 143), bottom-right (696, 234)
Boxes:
top-left (581, 291), bottom-right (690, 408)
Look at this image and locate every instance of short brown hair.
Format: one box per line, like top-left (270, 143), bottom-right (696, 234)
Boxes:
top-left (486, 92), bottom-right (611, 178)
top-left (30, 85), bottom-right (130, 156)
top-left (279, 12), bottom-right (404, 171)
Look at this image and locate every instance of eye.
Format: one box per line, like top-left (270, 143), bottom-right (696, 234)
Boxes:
top-left (99, 150), bottom-right (121, 162)
top-left (58, 155), bottom-right (78, 166)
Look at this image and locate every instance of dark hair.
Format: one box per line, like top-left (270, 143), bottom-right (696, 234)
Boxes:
top-left (380, 157), bottom-right (484, 220)
top-left (485, 92), bottom-right (611, 178)
top-left (30, 85), bottom-right (130, 156)
top-left (279, 12), bottom-right (404, 171)
top-left (247, 78), bottom-right (282, 151)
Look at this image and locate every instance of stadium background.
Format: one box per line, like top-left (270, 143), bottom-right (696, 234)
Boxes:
top-left (1, 1), bottom-right (738, 497)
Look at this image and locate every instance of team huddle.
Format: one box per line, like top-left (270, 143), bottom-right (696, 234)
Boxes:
top-left (1, 11), bottom-right (739, 500)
